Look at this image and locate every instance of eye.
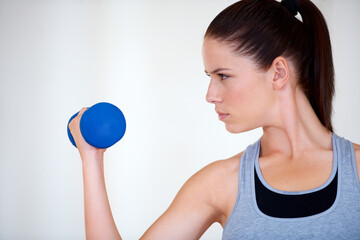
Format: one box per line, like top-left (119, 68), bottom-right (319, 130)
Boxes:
top-left (219, 74), bottom-right (229, 80)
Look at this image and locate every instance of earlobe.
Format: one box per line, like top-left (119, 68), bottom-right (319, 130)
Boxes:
top-left (271, 57), bottom-right (289, 90)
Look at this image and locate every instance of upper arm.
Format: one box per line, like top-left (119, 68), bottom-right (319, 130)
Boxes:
top-left (140, 154), bottom-right (242, 240)
top-left (140, 163), bottom-right (220, 240)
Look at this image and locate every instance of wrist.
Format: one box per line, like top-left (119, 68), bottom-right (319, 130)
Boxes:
top-left (81, 151), bottom-right (104, 167)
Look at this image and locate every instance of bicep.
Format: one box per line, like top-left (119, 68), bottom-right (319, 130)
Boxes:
top-left (140, 166), bottom-right (220, 240)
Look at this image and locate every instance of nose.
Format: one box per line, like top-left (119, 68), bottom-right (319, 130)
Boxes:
top-left (206, 79), bottom-right (222, 104)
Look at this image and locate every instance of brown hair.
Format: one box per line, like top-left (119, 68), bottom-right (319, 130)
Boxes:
top-left (205, 0), bottom-right (335, 132)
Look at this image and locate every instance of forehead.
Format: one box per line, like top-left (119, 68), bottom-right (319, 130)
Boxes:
top-left (202, 38), bottom-right (234, 61)
top-left (202, 38), bottom-right (255, 73)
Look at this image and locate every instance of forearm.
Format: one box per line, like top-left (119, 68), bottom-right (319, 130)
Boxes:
top-left (82, 153), bottom-right (121, 240)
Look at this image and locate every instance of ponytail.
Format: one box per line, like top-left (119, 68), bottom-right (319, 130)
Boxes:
top-left (297, 0), bottom-right (335, 132)
top-left (205, 0), bottom-right (335, 132)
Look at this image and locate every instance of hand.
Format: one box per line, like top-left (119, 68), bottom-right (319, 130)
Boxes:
top-left (68, 107), bottom-right (107, 159)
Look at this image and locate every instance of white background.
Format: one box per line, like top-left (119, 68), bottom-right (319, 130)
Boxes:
top-left (0, 0), bottom-right (359, 239)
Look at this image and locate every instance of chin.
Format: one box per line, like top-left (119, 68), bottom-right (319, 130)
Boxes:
top-left (225, 124), bottom-right (244, 134)
top-left (225, 123), bottom-right (256, 134)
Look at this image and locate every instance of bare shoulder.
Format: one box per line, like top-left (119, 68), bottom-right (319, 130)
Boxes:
top-left (178, 151), bottom-right (243, 197)
top-left (167, 151), bottom-right (244, 225)
top-left (352, 142), bottom-right (360, 181)
top-left (195, 152), bottom-right (243, 181)
top-left (352, 142), bottom-right (360, 152)
top-left (190, 152), bottom-right (244, 226)
top-left (140, 152), bottom-right (244, 239)
top-left (352, 142), bottom-right (360, 162)
top-left (193, 152), bottom-right (243, 195)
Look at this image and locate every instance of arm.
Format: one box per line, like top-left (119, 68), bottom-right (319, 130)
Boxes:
top-left (82, 152), bottom-right (121, 240)
top-left (79, 151), bottom-right (219, 240)
top-left (69, 108), bottom-right (122, 240)
top-left (69, 108), bottom-right (237, 239)
top-left (140, 165), bottom-right (220, 240)
top-left (140, 155), bottom-right (241, 239)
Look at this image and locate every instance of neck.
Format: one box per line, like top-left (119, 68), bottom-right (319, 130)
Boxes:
top-left (260, 85), bottom-right (333, 159)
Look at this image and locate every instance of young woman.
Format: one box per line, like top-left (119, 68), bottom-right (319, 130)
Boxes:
top-left (69, 0), bottom-right (360, 239)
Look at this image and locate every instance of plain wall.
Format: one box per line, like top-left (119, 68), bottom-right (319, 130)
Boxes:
top-left (0, 0), bottom-right (359, 239)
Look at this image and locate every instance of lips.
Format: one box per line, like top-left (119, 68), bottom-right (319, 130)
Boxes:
top-left (216, 110), bottom-right (229, 120)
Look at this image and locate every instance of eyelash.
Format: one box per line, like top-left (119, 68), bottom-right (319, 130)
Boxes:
top-left (219, 74), bottom-right (229, 80)
top-left (205, 73), bottom-right (229, 80)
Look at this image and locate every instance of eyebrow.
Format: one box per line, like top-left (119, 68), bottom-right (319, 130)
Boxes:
top-left (204, 67), bottom-right (232, 75)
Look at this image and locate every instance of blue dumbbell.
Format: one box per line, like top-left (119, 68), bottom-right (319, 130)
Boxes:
top-left (67, 102), bottom-right (126, 149)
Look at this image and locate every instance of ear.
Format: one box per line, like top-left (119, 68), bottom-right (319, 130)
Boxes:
top-left (268, 56), bottom-right (290, 90)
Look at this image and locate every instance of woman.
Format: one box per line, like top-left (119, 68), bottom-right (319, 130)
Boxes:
top-left (69, 0), bottom-right (360, 239)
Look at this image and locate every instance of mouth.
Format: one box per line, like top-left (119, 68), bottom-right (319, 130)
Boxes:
top-left (216, 110), bottom-right (229, 121)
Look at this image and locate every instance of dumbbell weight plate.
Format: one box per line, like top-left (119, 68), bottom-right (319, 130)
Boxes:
top-left (80, 102), bottom-right (126, 149)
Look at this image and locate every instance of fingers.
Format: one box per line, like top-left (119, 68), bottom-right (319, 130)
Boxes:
top-left (75, 107), bottom-right (88, 124)
top-left (68, 107), bottom-right (92, 153)
top-left (68, 106), bottom-right (107, 156)
top-left (78, 107), bottom-right (88, 118)
top-left (69, 107), bottom-right (87, 136)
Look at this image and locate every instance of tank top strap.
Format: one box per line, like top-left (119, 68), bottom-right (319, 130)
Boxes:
top-left (333, 132), bottom-right (360, 194)
top-left (239, 133), bottom-right (360, 196)
top-left (222, 138), bottom-right (260, 233)
top-left (238, 139), bottom-right (261, 196)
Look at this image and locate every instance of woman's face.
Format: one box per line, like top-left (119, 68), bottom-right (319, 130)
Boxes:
top-left (202, 38), bottom-right (276, 133)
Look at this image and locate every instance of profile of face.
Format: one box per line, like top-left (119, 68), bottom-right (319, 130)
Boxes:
top-left (202, 38), bottom-right (277, 133)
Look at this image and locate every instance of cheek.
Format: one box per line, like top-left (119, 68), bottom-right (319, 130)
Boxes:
top-left (229, 80), bottom-right (272, 119)
top-left (227, 81), bottom-right (259, 110)
top-left (225, 88), bottom-right (269, 133)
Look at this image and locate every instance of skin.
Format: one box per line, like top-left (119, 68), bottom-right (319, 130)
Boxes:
top-left (68, 37), bottom-right (360, 239)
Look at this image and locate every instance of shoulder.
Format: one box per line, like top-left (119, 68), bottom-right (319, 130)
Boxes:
top-left (140, 152), bottom-right (244, 239)
top-left (351, 142), bottom-right (360, 162)
top-left (184, 152), bottom-right (244, 225)
top-left (352, 142), bottom-right (360, 182)
top-left (352, 142), bottom-right (360, 151)
top-left (189, 152), bottom-right (243, 195)
top-left (193, 152), bottom-right (243, 183)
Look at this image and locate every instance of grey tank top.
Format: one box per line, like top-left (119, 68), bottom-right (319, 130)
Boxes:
top-left (222, 132), bottom-right (360, 239)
